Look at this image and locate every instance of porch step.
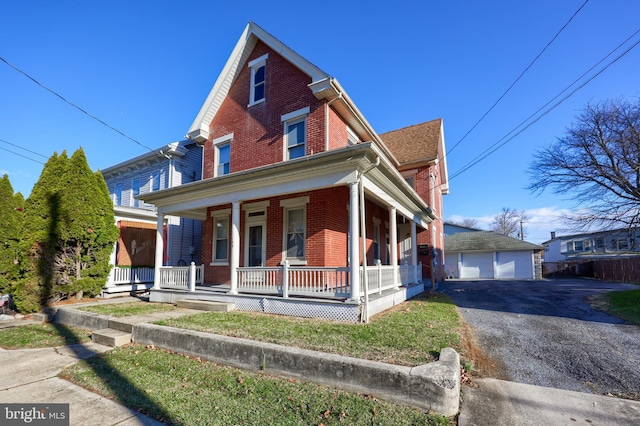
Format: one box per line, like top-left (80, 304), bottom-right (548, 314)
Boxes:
top-left (92, 328), bottom-right (132, 347)
top-left (177, 300), bottom-right (235, 312)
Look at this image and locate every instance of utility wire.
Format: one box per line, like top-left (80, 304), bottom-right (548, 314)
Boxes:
top-left (0, 138), bottom-right (49, 159)
top-left (447, 0), bottom-right (590, 156)
top-left (0, 55), bottom-right (157, 154)
top-left (449, 30), bottom-right (640, 181)
top-left (0, 146), bottom-right (45, 165)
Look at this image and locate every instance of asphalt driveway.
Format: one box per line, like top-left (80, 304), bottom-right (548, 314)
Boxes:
top-left (441, 278), bottom-right (640, 397)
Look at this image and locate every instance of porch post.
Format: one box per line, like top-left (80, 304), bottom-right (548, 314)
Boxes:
top-left (349, 182), bottom-right (361, 301)
top-left (153, 212), bottom-right (164, 290)
top-left (229, 200), bottom-right (241, 295)
top-left (411, 220), bottom-right (418, 283)
top-left (389, 206), bottom-right (398, 289)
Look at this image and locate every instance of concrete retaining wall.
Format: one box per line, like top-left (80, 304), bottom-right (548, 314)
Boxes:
top-left (133, 323), bottom-right (460, 416)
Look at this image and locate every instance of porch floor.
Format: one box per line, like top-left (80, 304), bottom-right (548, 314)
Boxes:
top-left (149, 281), bottom-right (426, 323)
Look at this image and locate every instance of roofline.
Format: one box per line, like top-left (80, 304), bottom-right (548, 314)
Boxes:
top-left (101, 140), bottom-right (189, 175)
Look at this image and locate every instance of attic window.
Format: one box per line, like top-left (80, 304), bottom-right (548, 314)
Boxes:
top-left (248, 54), bottom-right (268, 106)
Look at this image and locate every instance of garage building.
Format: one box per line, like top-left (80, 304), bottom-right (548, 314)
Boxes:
top-left (444, 231), bottom-right (543, 279)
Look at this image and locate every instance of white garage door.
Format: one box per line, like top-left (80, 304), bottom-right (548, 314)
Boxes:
top-left (495, 251), bottom-right (533, 279)
top-left (460, 252), bottom-right (494, 279)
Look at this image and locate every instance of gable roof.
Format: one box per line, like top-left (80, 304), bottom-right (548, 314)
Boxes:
top-left (445, 231), bottom-right (543, 252)
top-left (380, 119), bottom-right (449, 194)
top-left (185, 21), bottom-right (399, 165)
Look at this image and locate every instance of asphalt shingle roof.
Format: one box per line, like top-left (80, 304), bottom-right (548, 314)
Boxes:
top-left (444, 231), bottom-right (544, 252)
top-left (380, 119), bottom-right (442, 165)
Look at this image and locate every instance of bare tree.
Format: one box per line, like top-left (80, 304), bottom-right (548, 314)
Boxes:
top-left (528, 98), bottom-right (640, 231)
top-left (448, 217), bottom-right (480, 229)
top-left (490, 207), bottom-right (528, 238)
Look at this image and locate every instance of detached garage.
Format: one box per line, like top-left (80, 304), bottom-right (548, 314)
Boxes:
top-left (444, 231), bottom-right (543, 279)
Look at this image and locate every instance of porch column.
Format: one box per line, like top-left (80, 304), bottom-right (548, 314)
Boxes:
top-left (349, 182), bottom-right (361, 301)
top-left (229, 200), bottom-right (241, 295)
top-left (411, 220), bottom-right (418, 283)
top-left (388, 206), bottom-right (398, 289)
top-left (153, 212), bottom-right (164, 290)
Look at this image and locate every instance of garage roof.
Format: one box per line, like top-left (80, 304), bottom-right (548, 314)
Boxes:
top-left (445, 231), bottom-right (544, 252)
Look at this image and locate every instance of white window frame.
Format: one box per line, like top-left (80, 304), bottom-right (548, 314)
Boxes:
top-left (347, 126), bottom-right (360, 145)
top-left (282, 107), bottom-right (310, 161)
top-left (213, 133), bottom-right (233, 177)
top-left (115, 184), bottom-right (122, 206)
top-left (280, 196), bottom-right (309, 265)
top-left (132, 178), bottom-right (140, 207)
top-left (248, 53), bottom-right (268, 107)
top-left (151, 172), bottom-right (161, 191)
top-left (401, 169), bottom-right (418, 189)
top-left (243, 201), bottom-right (269, 268)
top-left (211, 209), bottom-right (231, 266)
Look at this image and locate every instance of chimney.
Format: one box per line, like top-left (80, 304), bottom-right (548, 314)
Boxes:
top-left (551, 231), bottom-right (556, 239)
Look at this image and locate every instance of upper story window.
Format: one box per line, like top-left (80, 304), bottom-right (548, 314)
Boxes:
top-left (213, 133), bottom-right (233, 177)
top-left (132, 178), bottom-right (140, 207)
top-left (248, 54), bottom-right (268, 106)
top-left (282, 107), bottom-right (310, 160)
top-left (347, 126), bottom-right (360, 145)
top-left (151, 172), bottom-right (161, 191)
top-left (115, 184), bottom-right (122, 206)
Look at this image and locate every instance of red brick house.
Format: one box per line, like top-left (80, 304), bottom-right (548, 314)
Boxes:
top-left (139, 22), bottom-right (448, 322)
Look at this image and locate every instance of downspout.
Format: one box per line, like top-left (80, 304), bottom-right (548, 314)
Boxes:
top-left (359, 156), bottom-right (380, 323)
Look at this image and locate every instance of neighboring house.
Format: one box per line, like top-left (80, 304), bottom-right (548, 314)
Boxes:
top-left (542, 228), bottom-right (640, 262)
top-left (444, 222), bottom-right (482, 237)
top-left (444, 231), bottom-right (543, 279)
top-left (101, 140), bottom-right (203, 294)
top-left (138, 22), bottom-right (448, 321)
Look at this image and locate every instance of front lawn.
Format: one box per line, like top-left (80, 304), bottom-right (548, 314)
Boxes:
top-left (0, 323), bottom-right (91, 349)
top-left (78, 301), bottom-right (176, 317)
top-left (62, 345), bottom-right (452, 425)
top-left (155, 292), bottom-right (461, 366)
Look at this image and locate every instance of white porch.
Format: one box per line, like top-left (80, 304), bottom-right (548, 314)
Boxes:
top-left (149, 262), bottom-right (424, 323)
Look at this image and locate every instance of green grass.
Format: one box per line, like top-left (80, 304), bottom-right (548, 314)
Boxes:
top-left (155, 292), bottom-right (461, 366)
top-left (0, 323), bottom-right (91, 349)
top-left (62, 345), bottom-right (452, 425)
top-left (78, 301), bottom-right (176, 317)
top-left (599, 289), bottom-right (640, 325)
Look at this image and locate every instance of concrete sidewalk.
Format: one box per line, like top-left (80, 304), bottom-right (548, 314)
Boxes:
top-left (0, 343), bottom-right (163, 426)
top-left (459, 378), bottom-right (640, 426)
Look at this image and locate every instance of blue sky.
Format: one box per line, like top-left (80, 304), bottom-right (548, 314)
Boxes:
top-left (1, 1), bottom-right (639, 244)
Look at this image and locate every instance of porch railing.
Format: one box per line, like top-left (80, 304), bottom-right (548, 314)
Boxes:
top-left (159, 263), bottom-right (204, 291)
top-left (110, 266), bottom-right (155, 285)
top-left (237, 262), bottom-right (351, 298)
top-left (362, 261), bottom-right (422, 296)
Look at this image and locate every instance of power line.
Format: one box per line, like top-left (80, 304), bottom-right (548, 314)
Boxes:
top-left (449, 28), bottom-right (640, 182)
top-left (0, 138), bottom-right (49, 159)
top-left (446, 0), bottom-right (590, 156)
top-left (0, 55), bottom-right (157, 154)
top-left (0, 146), bottom-right (45, 165)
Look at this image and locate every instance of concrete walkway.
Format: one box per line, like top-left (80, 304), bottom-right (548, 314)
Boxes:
top-left (0, 324), bottom-right (163, 425)
top-left (459, 378), bottom-right (640, 426)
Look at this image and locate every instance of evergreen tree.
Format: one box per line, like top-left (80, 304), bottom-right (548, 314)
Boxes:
top-left (0, 175), bottom-right (24, 294)
top-left (14, 148), bottom-right (118, 312)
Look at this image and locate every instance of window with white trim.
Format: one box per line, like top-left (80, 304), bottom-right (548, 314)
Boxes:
top-left (132, 178), bottom-right (140, 207)
top-left (213, 134), bottom-right (233, 177)
top-left (281, 196), bottom-right (309, 263)
top-left (115, 184), bottom-right (122, 206)
top-left (248, 54), bottom-right (268, 106)
top-left (211, 209), bottom-right (231, 265)
top-left (282, 107), bottom-right (309, 160)
top-left (151, 172), bottom-right (160, 191)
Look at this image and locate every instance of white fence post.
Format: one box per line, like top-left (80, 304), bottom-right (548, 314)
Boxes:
top-left (376, 259), bottom-right (383, 295)
top-left (282, 260), bottom-right (289, 298)
top-left (189, 262), bottom-right (196, 292)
